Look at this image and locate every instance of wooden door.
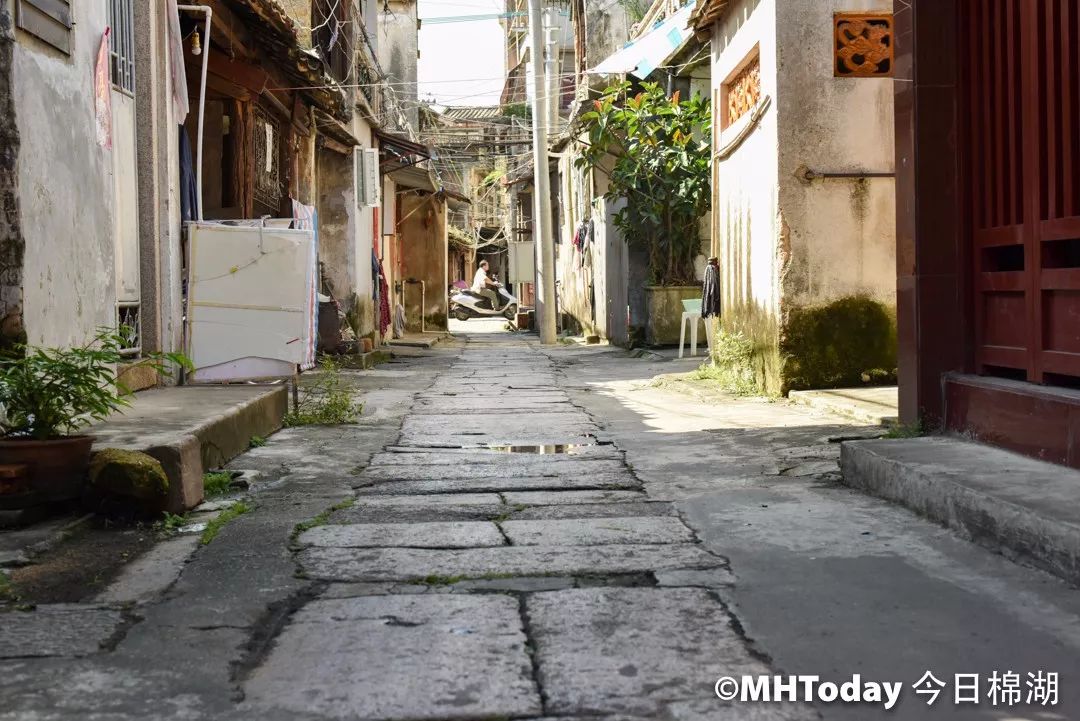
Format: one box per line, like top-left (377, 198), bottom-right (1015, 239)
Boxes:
top-left (964, 0), bottom-right (1080, 385)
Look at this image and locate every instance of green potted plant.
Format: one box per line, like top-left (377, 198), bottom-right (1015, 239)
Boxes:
top-left (0, 327), bottom-right (190, 509)
top-left (577, 81), bottom-right (713, 344)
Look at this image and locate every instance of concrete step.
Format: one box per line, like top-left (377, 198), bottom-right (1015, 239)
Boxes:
top-left (87, 385), bottom-right (287, 511)
top-left (841, 436), bottom-right (1080, 585)
top-left (789, 386), bottom-right (898, 426)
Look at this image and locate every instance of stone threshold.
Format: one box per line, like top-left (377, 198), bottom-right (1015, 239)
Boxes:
top-left (841, 436), bottom-right (1080, 586)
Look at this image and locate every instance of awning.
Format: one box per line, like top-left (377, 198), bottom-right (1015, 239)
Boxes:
top-left (586, 4), bottom-right (694, 79)
top-left (388, 165), bottom-right (438, 193)
top-left (377, 129), bottom-right (432, 173)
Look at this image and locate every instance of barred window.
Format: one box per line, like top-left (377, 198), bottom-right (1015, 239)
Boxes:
top-left (109, 0), bottom-right (136, 92)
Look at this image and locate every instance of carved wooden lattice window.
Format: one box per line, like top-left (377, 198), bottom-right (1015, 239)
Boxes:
top-left (724, 55), bottom-right (761, 129)
top-left (253, 106), bottom-right (282, 215)
top-left (834, 13), bottom-right (894, 77)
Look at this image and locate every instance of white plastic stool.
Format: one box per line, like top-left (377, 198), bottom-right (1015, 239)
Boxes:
top-left (679, 311), bottom-right (707, 358)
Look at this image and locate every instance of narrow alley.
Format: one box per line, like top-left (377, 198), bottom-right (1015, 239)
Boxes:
top-left (2, 327), bottom-right (1077, 720)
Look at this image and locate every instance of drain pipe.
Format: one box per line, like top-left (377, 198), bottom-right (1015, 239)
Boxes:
top-left (177, 5), bottom-right (211, 221)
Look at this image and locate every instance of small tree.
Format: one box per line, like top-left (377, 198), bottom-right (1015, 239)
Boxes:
top-left (576, 81), bottom-right (712, 286)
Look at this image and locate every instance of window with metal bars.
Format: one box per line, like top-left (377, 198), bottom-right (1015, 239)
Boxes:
top-left (109, 0), bottom-right (135, 93)
top-left (253, 105), bottom-right (283, 215)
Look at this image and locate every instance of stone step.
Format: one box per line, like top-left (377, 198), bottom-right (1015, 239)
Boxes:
top-left (841, 436), bottom-right (1080, 585)
top-left (87, 385), bottom-right (287, 511)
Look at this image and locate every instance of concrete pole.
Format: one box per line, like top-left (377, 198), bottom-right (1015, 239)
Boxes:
top-left (529, 0), bottom-right (557, 344)
top-left (543, 7), bottom-right (560, 130)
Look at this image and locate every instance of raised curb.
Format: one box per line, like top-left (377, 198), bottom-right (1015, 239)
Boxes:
top-left (90, 386), bottom-right (287, 512)
top-left (790, 388), bottom-right (898, 426)
top-left (841, 437), bottom-right (1080, 586)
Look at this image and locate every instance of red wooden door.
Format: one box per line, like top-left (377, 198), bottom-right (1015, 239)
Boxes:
top-left (964, 0), bottom-right (1080, 385)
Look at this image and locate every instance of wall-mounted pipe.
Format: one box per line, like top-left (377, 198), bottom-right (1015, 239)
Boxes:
top-left (177, 4), bottom-right (211, 221)
top-left (795, 165), bottom-right (895, 184)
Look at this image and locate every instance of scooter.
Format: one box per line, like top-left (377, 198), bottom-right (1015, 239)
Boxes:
top-left (450, 282), bottom-right (520, 321)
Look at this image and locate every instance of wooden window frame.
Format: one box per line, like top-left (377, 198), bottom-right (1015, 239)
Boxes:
top-left (721, 46), bottom-right (761, 131)
top-left (15, 0), bottom-right (73, 55)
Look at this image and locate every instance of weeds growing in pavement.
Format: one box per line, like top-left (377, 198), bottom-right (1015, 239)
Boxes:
top-left (883, 421), bottom-right (923, 439)
top-left (290, 498), bottom-right (356, 542)
top-left (203, 471), bottom-right (233, 497)
top-left (285, 359), bottom-right (363, 427)
top-left (249, 436), bottom-right (267, 448)
top-left (155, 512), bottom-right (189, 537)
top-left (200, 502), bottom-right (251, 546)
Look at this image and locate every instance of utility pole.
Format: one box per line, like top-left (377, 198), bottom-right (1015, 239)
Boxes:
top-left (528, 0), bottom-right (557, 344)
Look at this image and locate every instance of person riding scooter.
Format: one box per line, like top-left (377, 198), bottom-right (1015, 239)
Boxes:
top-left (471, 260), bottom-right (504, 311)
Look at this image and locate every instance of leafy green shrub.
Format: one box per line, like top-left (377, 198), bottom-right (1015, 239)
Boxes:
top-left (577, 82), bottom-right (712, 286)
top-left (0, 326), bottom-right (191, 440)
top-left (696, 330), bottom-right (757, 395)
top-left (285, 359), bottom-right (363, 427)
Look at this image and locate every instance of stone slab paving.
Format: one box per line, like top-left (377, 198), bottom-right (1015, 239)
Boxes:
top-left (502, 517), bottom-right (696, 546)
top-left (511, 501), bottom-right (674, 520)
top-left (0, 605), bottom-right (125, 658)
top-left (334, 504), bottom-right (506, 524)
top-left (242, 595), bottom-right (541, 720)
top-left (372, 448), bottom-right (624, 464)
top-left (503, 490), bottom-right (650, 505)
top-left (354, 474), bottom-right (641, 495)
top-left (349, 492), bottom-right (504, 506)
top-left (358, 459), bottom-right (630, 480)
top-left (298, 521), bottom-right (505, 549)
top-left (526, 588), bottom-right (770, 716)
top-left (298, 543), bottom-right (726, 583)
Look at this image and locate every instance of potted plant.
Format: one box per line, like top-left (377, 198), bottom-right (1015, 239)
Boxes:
top-left (577, 81), bottom-right (713, 344)
top-left (0, 327), bottom-right (190, 509)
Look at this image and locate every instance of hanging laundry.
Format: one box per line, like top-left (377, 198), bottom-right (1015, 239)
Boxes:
top-left (166, 0), bottom-right (189, 125)
top-left (179, 128), bottom-right (199, 221)
top-left (94, 29), bottom-right (112, 149)
top-left (702, 256), bottom-right (721, 318)
top-left (377, 255), bottom-right (392, 337)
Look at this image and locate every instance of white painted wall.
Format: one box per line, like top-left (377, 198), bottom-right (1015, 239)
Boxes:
top-left (774, 0), bottom-right (895, 307)
top-left (711, 0), bottom-right (780, 321)
top-left (711, 0), bottom-right (895, 315)
top-left (14, 7), bottom-right (117, 348)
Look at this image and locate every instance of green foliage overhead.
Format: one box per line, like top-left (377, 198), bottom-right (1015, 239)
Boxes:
top-left (576, 81), bottom-right (712, 285)
top-left (0, 326), bottom-right (192, 441)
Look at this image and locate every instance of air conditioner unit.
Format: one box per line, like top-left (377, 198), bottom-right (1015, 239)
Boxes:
top-left (354, 147), bottom-right (381, 208)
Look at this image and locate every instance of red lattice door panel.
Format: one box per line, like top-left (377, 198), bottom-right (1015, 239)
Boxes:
top-left (963, 0), bottom-right (1080, 384)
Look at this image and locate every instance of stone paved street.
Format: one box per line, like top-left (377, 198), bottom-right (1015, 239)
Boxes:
top-left (1, 327), bottom-right (1079, 720)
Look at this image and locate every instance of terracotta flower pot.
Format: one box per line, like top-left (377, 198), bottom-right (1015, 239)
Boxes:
top-left (0, 436), bottom-right (94, 509)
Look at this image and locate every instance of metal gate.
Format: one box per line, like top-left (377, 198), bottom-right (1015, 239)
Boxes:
top-left (964, 0), bottom-right (1080, 385)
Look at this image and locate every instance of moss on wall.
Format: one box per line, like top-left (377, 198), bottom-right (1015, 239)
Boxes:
top-left (0, 11), bottom-right (24, 353)
top-left (718, 301), bottom-right (783, 397)
top-left (780, 295), bottom-right (897, 392)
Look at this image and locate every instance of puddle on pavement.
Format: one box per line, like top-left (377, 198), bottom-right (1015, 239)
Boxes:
top-left (484, 444), bottom-right (592, 455)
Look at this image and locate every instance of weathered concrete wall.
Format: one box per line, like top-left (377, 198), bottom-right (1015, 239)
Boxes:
top-left (773, 0), bottom-right (896, 391)
top-left (317, 116), bottom-right (377, 340)
top-left (14, 5), bottom-right (116, 348)
top-left (711, 0), bottom-right (896, 393)
top-left (377, 0), bottom-right (419, 131)
top-left (774, 0), bottom-right (895, 309)
top-left (398, 194), bottom-right (448, 331)
top-left (0, 8), bottom-right (23, 350)
top-left (711, 0), bottom-right (783, 392)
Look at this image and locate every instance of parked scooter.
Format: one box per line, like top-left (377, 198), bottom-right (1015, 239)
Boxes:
top-left (450, 280), bottom-right (520, 321)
